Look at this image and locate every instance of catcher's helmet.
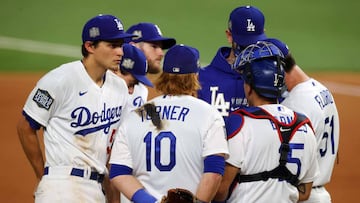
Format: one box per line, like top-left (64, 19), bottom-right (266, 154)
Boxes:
top-left (233, 41), bottom-right (284, 72)
top-left (234, 41), bottom-right (285, 99)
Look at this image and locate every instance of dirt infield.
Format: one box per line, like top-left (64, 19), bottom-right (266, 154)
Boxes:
top-left (0, 72), bottom-right (358, 202)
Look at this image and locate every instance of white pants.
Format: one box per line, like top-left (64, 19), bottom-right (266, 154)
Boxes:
top-left (298, 186), bottom-right (331, 203)
top-left (35, 166), bottom-right (106, 203)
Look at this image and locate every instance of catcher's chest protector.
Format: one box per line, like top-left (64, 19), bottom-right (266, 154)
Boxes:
top-left (236, 107), bottom-right (312, 186)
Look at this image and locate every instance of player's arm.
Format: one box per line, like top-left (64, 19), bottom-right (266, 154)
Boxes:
top-left (103, 162), bottom-right (120, 203)
top-left (213, 163), bottom-right (239, 202)
top-left (110, 164), bottom-right (158, 203)
top-left (298, 123), bottom-right (318, 201)
top-left (196, 154), bottom-right (226, 202)
top-left (17, 112), bottom-right (44, 180)
top-left (297, 182), bottom-right (313, 201)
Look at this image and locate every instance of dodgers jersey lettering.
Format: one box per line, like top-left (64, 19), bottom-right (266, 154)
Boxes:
top-left (128, 83), bottom-right (148, 110)
top-left (225, 104), bottom-right (319, 203)
top-left (110, 95), bottom-right (229, 201)
top-left (198, 47), bottom-right (247, 119)
top-left (281, 78), bottom-right (340, 187)
top-left (23, 61), bottom-right (129, 174)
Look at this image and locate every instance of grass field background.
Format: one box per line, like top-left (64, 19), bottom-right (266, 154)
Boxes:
top-left (0, 0), bottom-right (359, 72)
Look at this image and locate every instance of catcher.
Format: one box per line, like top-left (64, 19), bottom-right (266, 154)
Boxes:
top-left (108, 44), bottom-right (229, 203)
top-left (213, 42), bottom-right (319, 202)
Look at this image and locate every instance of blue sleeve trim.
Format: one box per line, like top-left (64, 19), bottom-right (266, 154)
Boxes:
top-left (22, 110), bottom-right (42, 130)
top-left (131, 188), bottom-right (157, 203)
top-left (204, 155), bottom-right (225, 175)
top-left (109, 164), bottom-right (133, 179)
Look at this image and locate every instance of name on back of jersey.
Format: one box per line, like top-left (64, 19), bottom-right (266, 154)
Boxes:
top-left (314, 89), bottom-right (334, 110)
top-left (140, 105), bottom-right (190, 122)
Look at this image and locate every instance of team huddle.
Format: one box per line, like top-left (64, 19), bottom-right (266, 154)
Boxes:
top-left (17, 5), bottom-right (340, 203)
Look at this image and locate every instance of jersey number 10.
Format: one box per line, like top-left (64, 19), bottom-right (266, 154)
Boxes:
top-left (144, 131), bottom-right (176, 171)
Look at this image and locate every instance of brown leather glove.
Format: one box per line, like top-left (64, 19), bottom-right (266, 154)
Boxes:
top-left (160, 188), bottom-right (197, 203)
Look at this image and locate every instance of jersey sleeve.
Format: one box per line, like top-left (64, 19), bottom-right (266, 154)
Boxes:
top-left (299, 124), bottom-right (320, 183)
top-left (109, 123), bottom-right (133, 168)
top-left (22, 71), bottom-right (64, 127)
top-left (225, 114), bottom-right (246, 169)
top-left (202, 107), bottom-right (229, 159)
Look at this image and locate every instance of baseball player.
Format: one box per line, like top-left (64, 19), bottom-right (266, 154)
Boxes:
top-left (213, 41), bottom-right (319, 203)
top-left (16, 14), bottom-right (135, 203)
top-left (124, 22), bottom-right (176, 108)
top-left (268, 38), bottom-right (340, 203)
top-left (198, 6), bottom-right (267, 121)
top-left (113, 43), bottom-right (153, 107)
top-left (109, 44), bottom-right (229, 203)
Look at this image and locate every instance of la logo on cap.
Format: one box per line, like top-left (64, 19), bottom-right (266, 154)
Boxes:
top-left (154, 24), bottom-right (163, 36)
top-left (114, 18), bottom-right (124, 31)
top-left (247, 19), bottom-right (255, 32)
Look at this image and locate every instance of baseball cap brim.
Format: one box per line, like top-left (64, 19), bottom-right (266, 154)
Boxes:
top-left (103, 33), bottom-right (137, 41)
top-left (144, 37), bottom-right (176, 49)
top-left (133, 74), bottom-right (154, 87)
top-left (233, 33), bottom-right (267, 47)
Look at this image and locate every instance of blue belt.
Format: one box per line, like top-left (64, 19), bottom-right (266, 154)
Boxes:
top-left (43, 167), bottom-right (104, 183)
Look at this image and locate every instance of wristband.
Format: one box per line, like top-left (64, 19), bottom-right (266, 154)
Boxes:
top-left (131, 188), bottom-right (157, 203)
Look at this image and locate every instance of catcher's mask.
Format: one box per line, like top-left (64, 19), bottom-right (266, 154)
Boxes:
top-left (234, 41), bottom-right (286, 99)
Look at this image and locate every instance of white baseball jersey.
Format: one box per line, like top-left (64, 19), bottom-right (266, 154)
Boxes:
top-left (128, 83), bottom-right (148, 110)
top-left (226, 104), bottom-right (319, 203)
top-left (23, 60), bottom-right (129, 174)
top-left (281, 78), bottom-right (340, 187)
top-left (110, 94), bottom-right (229, 201)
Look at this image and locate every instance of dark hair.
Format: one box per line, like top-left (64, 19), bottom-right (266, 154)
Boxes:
top-left (232, 41), bottom-right (246, 56)
top-left (81, 41), bottom-right (100, 57)
top-left (135, 103), bottom-right (163, 130)
top-left (283, 53), bottom-right (296, 73)
top-left (119, 68), bottom-right (130, 76)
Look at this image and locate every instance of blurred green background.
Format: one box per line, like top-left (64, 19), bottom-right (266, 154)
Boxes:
top-left (0, 0), bottom-right (359, 73)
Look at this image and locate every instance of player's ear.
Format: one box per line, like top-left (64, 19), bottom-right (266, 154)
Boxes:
top-left (244, 82), bottom-right (252, 97)
top-left (225, 29), bottom-right (233, 44)
top-left (84, 41), bottom-right (95, 53)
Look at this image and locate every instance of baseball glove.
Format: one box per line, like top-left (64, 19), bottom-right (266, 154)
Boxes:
top-left (160, 188), bottom-right (196, 203)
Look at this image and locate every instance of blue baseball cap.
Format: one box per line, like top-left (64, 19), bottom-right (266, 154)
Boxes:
top-left (120, 44), bottom-right (153, 87)
top-left (264, 38), bottom-right (290, 56)
top-left (82, 14), bottom-right (136, 43)
top-left (228, 6), bottom-right (267, 46)
top-left (125, 22), bottom-right (176, 49)
top-left (163, 44), bottom-right (200, 74)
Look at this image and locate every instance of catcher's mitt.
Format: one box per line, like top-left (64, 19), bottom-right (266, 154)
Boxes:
top-left (160, 188), bottom-right (197, 203)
